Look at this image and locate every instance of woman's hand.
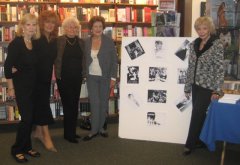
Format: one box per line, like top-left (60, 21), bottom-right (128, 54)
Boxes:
top-left (211, 93), bottom-right (220, 100)
top-left (185, 92), bottom-right (191, 100)
top-left (12, 67), bottom-right (17, 73)
top-left (7, 88), bottom-right (15, 99)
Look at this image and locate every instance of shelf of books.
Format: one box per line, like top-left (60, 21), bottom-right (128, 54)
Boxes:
top-left (0, 0), bottom-right (161, 124)
top-left (0, 0), bottom-right (159, 41)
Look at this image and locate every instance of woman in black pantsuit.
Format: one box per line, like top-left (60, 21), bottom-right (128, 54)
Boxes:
top-left (32, 10), bottom-right (59, 152)
top-left (4, 14), bottom-right (41, 163)
top-left (54, 17), bottom-right (85, 143)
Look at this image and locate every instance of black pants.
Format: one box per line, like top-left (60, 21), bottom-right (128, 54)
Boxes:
top-left (185, 84), bottom-right (212, 149)
top-left (11, 90), bottom-right (34, 155)
top-left (57, 77), bottom-right (82, 139)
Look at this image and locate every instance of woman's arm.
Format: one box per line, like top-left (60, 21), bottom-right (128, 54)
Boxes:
top-left (212, 40), bottom-right (225, 96)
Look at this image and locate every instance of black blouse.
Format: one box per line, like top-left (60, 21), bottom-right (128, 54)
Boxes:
top-left (4, 36), bottom-right (37, 80)
top-left (34, 35), bottom-right (57, 82)
top-left (61, 36), bottom-right (83, 79)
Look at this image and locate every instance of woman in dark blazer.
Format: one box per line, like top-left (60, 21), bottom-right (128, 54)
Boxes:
top-left (54, 17), bottom-right (85, 144)
top-left (83, 16), bottom-right (118, 141)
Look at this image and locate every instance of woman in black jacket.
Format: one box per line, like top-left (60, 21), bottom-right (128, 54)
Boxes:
top-left (32, 10), bottom-right (60, 152)
top-left (4, 13), bottom-right (41, 163)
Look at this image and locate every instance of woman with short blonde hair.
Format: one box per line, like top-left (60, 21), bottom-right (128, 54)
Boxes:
top-left (183, 16), bottom-right (224, 156)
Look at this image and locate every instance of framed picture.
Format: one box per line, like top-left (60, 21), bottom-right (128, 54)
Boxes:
top-left (159, 0), bottom-right (175, 11)
top-left (200, 2), bottom-right (206, 16)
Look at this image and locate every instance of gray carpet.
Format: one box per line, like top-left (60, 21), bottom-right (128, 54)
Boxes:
top-left (0, 123), bottom-right (239, 165)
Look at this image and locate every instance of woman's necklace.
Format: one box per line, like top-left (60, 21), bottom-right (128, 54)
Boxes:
top-left (66, 37), bottom-right (77, 46)
top-left (24, 37), bottom-right (31, 43)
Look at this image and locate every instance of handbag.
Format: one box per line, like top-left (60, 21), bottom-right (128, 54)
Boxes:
top-left (80, 79), bottom-right (88, 98)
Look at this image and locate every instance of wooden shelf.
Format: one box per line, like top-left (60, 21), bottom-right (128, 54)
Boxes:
top-left (0, 1), bottom-right (57, 5)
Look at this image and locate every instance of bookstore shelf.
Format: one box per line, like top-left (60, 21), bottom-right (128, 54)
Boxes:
top-left (0, 0), bottom-right (155, 124)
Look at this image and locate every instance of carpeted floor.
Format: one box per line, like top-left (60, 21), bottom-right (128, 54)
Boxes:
top-left (0, 123), bottom-right (239, 165)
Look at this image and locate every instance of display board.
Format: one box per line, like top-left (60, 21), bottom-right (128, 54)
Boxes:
top-left (118, 37), bottom-right (194, 144)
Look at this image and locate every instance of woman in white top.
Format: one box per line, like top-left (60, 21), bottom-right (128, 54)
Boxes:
top-left (83, 16), bottom-right (118, 141)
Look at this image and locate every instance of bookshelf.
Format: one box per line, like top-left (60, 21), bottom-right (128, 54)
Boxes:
top-left (1, 0), bottom-right (156, 124)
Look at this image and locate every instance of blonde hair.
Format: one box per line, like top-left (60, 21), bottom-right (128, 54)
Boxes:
top-left (194, 16), bottom-right (216, 34)
top-left (16, 13), bottom-right (40, 39)
top-left (61, 17), bottom-right (80, 35)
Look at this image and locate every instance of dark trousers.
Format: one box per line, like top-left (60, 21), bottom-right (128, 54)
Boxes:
top-left (185, 84), bottom-right (212, 149)
top-left (57, 77), bottom-right (82, 139)
top-left (11, 92), bottom-right (34, 155)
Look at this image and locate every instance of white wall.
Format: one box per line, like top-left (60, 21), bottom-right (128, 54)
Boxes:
top-left (191, 0), bottom-right (206, 37)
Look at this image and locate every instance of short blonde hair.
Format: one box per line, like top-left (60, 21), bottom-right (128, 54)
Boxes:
top-left (194, 16), bottom-right (216, 34)
top-left (61, 17), bottom-right (80, 35)
top-left (16, 13), bottom-right (40, 39)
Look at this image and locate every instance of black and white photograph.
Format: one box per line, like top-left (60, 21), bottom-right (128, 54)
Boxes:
top-left (127, 66), bottom-right (139, 84)
top-left (175, 95), bottom-right (192, 112)
top-left (147, 90), bottom-right (167, 103)
top-left (177, 68), bottom-right (187, 84)
top-left (175, 39), bottom-right (190, 61)
top-left (128, 93), bottom-right (140, 107)
top-left (125, 40), bottom-right (145, 60)
top-left (147, 112), bottom-right (161, 126)
top-left (154, 40), bottom-right (164, 58)
top-left (149, 67), bottom-right (167, 82)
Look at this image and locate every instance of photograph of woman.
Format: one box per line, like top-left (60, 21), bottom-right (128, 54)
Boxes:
top-left (217, 2), bottom-right (228, 27)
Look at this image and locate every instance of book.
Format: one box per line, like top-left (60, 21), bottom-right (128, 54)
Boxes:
top-left (117, 8), bottom-right (126, 22)
top-left (218, 94), bottom-right (240, 104)
top-left (100, 9), bottom-right (109, 22)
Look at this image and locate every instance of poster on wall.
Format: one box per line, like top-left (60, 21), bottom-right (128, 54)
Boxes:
top-left (118, 37), bottom-right (194, 144)
top-left (208, 0), bottom-right (240, 80)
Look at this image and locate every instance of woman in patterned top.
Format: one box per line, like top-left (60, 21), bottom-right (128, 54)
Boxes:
top-left (183, 16), bottom-right (225, 156)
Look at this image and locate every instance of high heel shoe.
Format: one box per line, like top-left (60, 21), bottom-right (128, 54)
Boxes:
top-left (75, 134), bottom-right (81, 139)
top-left (182, 148), bottom-right (192, 156)
top-left (99, 132), bottom-right (108, 138)
top-left (46, 147), bottom-right (57, 152)
top-left (12, 153), bottom-right (28, 163)
top-left (82, 133), bottom-right (98, 141)
top-left (64, 137), bottom-right (78, 143)
top-left (26, 149), bottom-right (41, 157)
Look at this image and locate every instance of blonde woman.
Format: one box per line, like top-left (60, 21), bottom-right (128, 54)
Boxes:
top-left (4, 13), bottom-right (41, 163)
top-left (183, 16), bottom-right (224, 156)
